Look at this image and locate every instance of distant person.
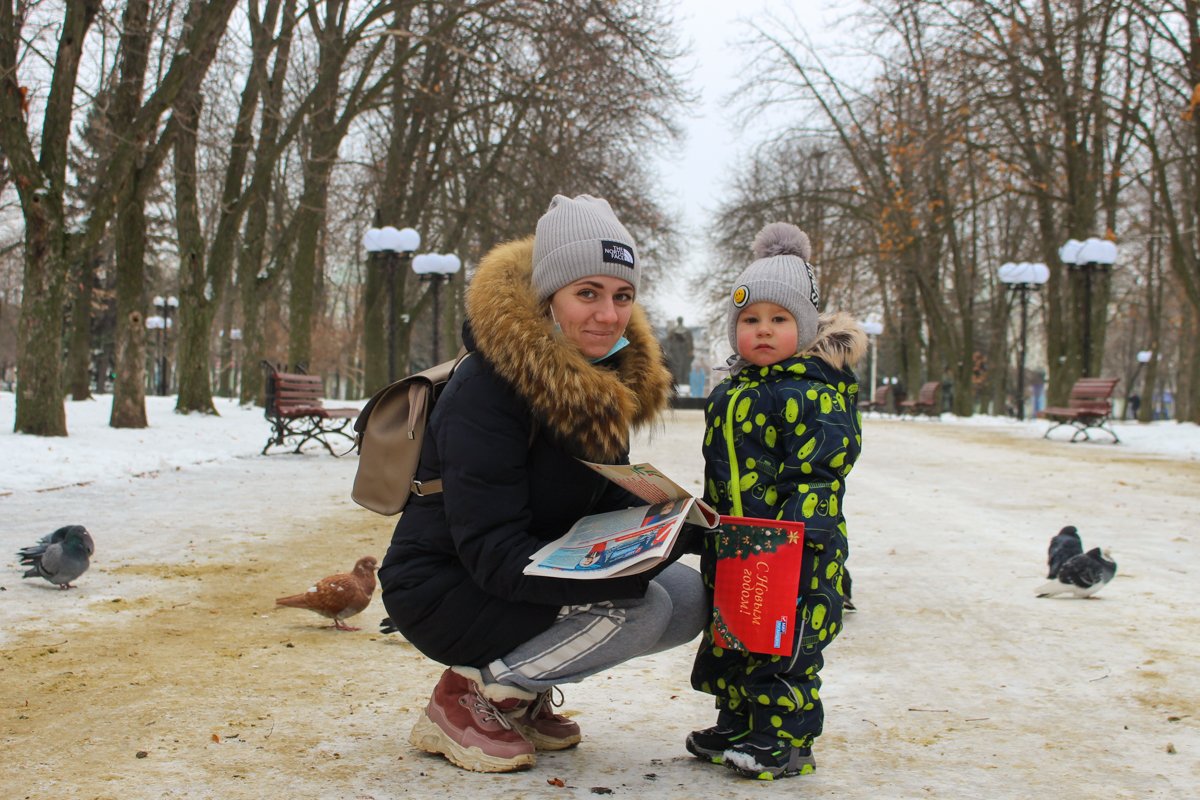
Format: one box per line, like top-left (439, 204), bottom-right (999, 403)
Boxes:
top-left (378, 195), bottom-right (705, 774)
top-left (663, 315), bottom-right (695, 386)
top-left (1127, 393), bottom-right (1141, 420)
top-left (688, 222), bottom-right (865, 780)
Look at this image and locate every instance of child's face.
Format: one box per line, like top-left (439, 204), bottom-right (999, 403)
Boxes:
top-left (736, 302), bottom-right (799, 366)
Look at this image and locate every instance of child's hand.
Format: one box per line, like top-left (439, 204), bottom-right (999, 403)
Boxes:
top-left (676, 522), bottom-right (707, 556)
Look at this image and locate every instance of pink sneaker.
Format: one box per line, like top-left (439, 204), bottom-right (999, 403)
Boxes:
top-left (506, 688), bottom-right (581, 750)
top-left (409, 667), bottom-right (536, 772)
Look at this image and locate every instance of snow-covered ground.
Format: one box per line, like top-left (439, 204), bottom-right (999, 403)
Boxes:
top-left (3, 392), bottom-right (1197, 496)
top-left (2, 391), bottom-right (1198, 798)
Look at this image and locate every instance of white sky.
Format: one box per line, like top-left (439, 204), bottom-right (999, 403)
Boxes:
top-left (651, 0), bottom-right (852, 326)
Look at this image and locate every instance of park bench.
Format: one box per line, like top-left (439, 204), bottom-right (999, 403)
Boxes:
top-left (899, 381), bottom-right (941, 416)
top-left (1038, 377), bottom-right (1120, 443)
top-left (261, 362), bottom-right (358, 455)
top-left (861, 384), bottom-right (895, 415)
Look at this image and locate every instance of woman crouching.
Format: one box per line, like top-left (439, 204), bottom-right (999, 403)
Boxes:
top-left (379, 194), bottom-right (706, 772)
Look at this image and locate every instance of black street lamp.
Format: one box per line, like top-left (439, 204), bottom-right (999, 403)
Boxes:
top-left (998, 262), bottom-right (1049, 420)
top-left (1059, 238), bottom-right (1118, 377)
top-left (146, 295), bottom-right (178, 396)
top-left (363, 225), bottom-right (421, 382)
top-left (412, 253), bottom-right (463, 365)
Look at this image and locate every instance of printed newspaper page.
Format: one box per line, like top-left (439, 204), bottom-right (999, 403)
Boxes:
top-left (523, 498), bottom-right (695, 579)
top-left (579, 461), bottom-right (718, 527)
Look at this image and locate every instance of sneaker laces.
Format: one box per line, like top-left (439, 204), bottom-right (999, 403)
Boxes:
top-left (464, 689), bottom-right (517, 730)
top-left (529, 687), bottom-right (565, 720)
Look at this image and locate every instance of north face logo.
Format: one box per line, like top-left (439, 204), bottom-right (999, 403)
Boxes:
top-left (600, 240), bottom-right (635, 269)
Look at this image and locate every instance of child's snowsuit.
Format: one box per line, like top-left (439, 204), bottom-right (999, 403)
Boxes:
top-left (692, 316), bottom-right (862, 748)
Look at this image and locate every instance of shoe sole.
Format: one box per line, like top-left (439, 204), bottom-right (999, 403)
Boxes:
top-left (724, 748), bottom-right (816, 780)
top-left (507, 720), bottom-right (581, 751)
top-left (409, 711), bottom-right (536, 773)
top-left (684, 736), bottom-right (725, 764)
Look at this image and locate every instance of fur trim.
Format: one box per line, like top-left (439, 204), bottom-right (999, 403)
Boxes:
top-left (803, 311), bottom-right (868, 370)
top-left (466, 237), bottom-right (673, 462)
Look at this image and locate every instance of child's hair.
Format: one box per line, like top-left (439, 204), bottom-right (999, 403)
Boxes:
top-left (726, 222), bottom-right (820, 353)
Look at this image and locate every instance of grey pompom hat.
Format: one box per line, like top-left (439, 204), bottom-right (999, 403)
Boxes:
top-left (532, 194), bottom-right (638, 301)
top-left (727, 222), bottom-right (821, 353)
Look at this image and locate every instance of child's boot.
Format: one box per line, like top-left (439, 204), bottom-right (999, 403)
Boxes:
top-left (723, 732), bottom-right (816, 780)
top-left (685, 708), bottom-right (749, 763)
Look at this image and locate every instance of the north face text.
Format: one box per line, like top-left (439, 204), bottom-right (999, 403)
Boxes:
top-left (600, 240), bottom-right (635, 269)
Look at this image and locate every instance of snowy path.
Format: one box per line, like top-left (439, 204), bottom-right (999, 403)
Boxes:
top-left (1, 410), bottom-right (1197, 798)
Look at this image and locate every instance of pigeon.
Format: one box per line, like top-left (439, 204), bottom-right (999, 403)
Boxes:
top-left (275, 556), bottom-right (378, 630)
top-left (1046, 525), bottom-right (1084, 579)
top-left (1036, 547), bottom-right (1117, 598)
top-left (17, 525), bottom-right (94, 589)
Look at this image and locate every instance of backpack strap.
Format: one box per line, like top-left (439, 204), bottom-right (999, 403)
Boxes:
top-left (411, 349), bottom-right (537, 499)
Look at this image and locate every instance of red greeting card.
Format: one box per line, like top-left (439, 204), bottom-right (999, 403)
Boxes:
top-left (712, 516), bottom-right (805, 657)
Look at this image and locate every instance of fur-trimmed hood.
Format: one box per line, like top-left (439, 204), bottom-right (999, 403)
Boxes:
top-left (465, 236), bottom-right (673, 462)
top-left (803, 311), bottom-right (868, 370)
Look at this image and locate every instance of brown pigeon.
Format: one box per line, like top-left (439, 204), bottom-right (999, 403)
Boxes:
top-left (275, 556), bottom-right (378, 630)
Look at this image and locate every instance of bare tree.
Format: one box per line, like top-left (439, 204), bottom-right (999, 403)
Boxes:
top-left (0, 0), bottom-right (236, 434)
top-left (0, 0), bottom-right (102, 434)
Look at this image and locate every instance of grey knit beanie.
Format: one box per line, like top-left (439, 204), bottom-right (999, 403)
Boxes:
top-left (727, 222), bottom-right (821, 353)
top-left (532, 194), bottom-right (638, 301)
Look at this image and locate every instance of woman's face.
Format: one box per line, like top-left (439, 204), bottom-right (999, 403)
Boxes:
top-left (549, 275), bottom-right (636, 360)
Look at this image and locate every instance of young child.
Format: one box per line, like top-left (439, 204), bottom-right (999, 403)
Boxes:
top-left (688, 221), bottom-right (866, 780)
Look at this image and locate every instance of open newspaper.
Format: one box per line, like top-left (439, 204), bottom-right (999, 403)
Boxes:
top-left (523, 461), bottom-right (719, 579)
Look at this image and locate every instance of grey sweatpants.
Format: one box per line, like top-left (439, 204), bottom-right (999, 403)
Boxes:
top-left (485, 562), bottom-right (707, 694)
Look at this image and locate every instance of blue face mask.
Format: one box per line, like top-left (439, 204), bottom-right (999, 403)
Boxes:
top-left (589, 336), bottom-right (630, 363)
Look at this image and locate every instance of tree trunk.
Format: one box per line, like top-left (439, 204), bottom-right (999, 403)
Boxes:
top-left (286, 135), bottom-right (337, 370)
top-left (109, 183), bottom-right (150, 429)
top-left (14, 211), bottom-right (69, 435)
top-left (238, 192), bottom-right (273, 405)
top-left (173, 92), bottom-right (217, 415)
top-left (66, 245), bottom-right (98, 401)
top-left (1, 0), bottom-right (100, 435)
top-left (216, 294), bottom-right (237, 399)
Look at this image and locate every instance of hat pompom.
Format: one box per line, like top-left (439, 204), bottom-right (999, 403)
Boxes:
top-left (752, 222), bottom-right (811, 261)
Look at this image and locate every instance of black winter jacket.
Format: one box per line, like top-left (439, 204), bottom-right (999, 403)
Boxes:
top-left (379, 236), bottom-right (673, 667)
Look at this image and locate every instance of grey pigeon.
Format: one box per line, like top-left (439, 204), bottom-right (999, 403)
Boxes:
top-left (1035, 547), bottom-right (1116, 598)
top-left (1047, 525), bottom-right (1083, 579)
top-left (17, 525), bottom-right (94, 589)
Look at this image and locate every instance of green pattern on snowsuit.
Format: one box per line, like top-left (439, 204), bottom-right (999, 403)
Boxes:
top-left (691, 354), bottom-right (861, 748)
